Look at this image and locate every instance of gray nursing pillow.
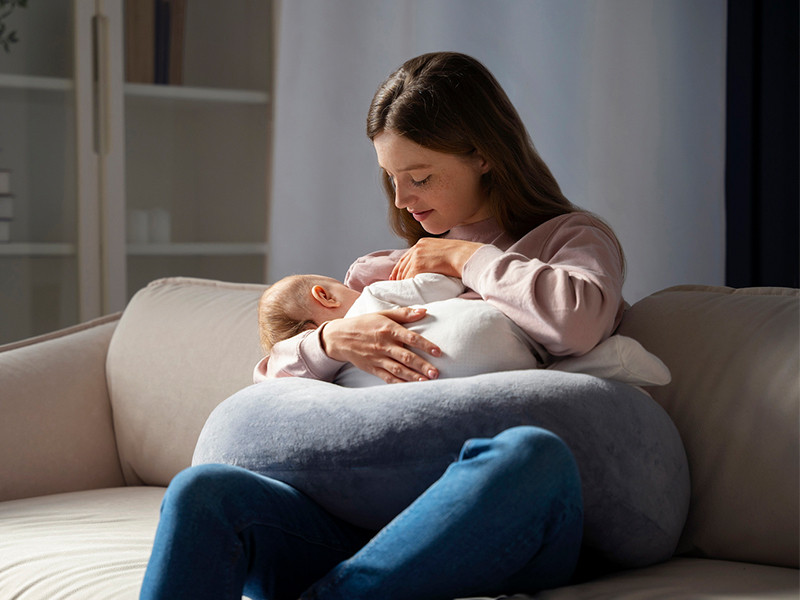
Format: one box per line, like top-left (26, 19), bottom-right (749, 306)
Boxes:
top-left (193, 369), bottom-right (689, 568)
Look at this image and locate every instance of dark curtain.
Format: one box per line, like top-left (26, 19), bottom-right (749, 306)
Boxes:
top-left (725, 0), bottom-right (799, 288)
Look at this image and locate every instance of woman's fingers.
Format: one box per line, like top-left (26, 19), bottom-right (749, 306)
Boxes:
top-left (390, 238), bottom-right (483, 280)
top-left (389, 252), bottom-right (410, 280)
top-left (369, 309), bottom-right (441, 382)
top-left (320, 310), bottom-right (441, 383)
top-left (385, 338), bottom-right (440, 382)
top-left (380, 307), bottom-right (442, 356)
top-left (372, 357), bottom-right (435, 384)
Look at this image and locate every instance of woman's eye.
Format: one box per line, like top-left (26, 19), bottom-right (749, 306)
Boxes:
top-left (411, 175), bottom-right (431, 187)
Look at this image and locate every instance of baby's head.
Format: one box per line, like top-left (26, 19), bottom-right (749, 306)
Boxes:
top-left (258, 274), bottom-right (359, 354)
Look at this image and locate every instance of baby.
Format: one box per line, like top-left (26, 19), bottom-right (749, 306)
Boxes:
top-left (257, 272), bottom-right (544, 387)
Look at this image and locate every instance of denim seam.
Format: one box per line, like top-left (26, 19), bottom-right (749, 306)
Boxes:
top-left (222, 533), bottom-right (243, 599)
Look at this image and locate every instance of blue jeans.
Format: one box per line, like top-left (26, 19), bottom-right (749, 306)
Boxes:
top-left (140, 426), bottom-right (583, 600)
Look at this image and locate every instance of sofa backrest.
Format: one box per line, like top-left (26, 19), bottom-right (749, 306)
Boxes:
top-left (106, 277), bottom-right (266, 486)
top-left (618, 285), bottom-right (799, 569)
top-left (105, 278), bottom-right (799, 570)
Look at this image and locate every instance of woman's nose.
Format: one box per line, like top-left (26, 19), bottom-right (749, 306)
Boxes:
top-left (394, 184), bottom-right (412, 209)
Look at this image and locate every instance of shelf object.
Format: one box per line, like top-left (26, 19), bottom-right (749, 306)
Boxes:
top-left (0, 243), bottom-right (76, 256)
top-left (0, 0), bottom-right (273, 346)
top-left (124, 83), bottom-right (269, 104)
top-left (0, 75), bottom-right (269, 106)
top-left (0, 73), bottom-right (73, 91)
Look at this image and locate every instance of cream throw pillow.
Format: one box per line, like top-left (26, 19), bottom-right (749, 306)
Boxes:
top-left (549, 334), bottom-right (671, 386)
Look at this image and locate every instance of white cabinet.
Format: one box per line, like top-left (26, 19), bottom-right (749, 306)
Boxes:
top-left (0, 0), bottom-right (273, 344)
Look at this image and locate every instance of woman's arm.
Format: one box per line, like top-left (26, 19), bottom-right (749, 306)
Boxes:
top-left (263, 329), bottom-right (343, 380)
top-left (386, 214), bottom-right (625, 358)
top-left (263, 307), bottom-right (442, 384)
top-left (319, 309), bottom-right (442, 383)
top-left (463, 215), bottom-right (625, 357)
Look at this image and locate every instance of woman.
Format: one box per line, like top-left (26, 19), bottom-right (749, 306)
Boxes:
top-left (262, 52), bottom-right (624, 384)
top-left (141, 52), bottom-right (626, 600)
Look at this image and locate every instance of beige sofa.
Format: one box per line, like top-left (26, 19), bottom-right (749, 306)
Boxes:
top-left (0, 277), bottom-right (797, 599)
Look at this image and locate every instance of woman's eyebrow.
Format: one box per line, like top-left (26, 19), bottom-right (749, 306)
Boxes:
top-left (390, 163), bottom-right (433, 173)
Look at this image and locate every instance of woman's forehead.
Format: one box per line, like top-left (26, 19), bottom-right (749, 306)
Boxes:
top-left (373, 132), bottom-right (450, 172)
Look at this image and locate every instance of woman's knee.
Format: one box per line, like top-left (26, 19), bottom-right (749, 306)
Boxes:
top-left (167, 463), bottom-right (238, 497)
top-left (467, 426), bottom-right (581, 498)
top-left (161, 464), bottom-right (261, 520)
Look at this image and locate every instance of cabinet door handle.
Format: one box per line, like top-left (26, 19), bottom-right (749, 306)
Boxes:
top-left (92, 13), bottom-right (110, 156)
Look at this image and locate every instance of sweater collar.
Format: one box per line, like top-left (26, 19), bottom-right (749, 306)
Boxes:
top-left (445, 217), bottom-right (506, 244)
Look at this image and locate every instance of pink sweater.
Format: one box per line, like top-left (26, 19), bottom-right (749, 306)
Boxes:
top-left (261, 212), bottom-right (626, 381)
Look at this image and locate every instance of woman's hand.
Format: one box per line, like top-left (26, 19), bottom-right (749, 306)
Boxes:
top-left (390, 238), bottom-right (484, 280)
top-left (320, 308), bottom-right (442, 384)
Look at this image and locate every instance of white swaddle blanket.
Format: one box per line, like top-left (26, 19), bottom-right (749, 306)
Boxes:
top-left (335, 274), bottom-right (543, 387)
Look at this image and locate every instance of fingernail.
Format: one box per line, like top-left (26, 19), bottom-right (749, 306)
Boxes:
top-left (431, 347), bottom-right (441, 357)
top-left (428, 369), bottom-right (438, 379)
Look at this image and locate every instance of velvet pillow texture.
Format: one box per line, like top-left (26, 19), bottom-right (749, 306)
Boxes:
top-left (194, 369), bottom-right (689, 569)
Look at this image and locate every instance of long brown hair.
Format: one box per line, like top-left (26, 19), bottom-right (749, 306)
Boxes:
top-left (367, 52), bottom-right (583, 246)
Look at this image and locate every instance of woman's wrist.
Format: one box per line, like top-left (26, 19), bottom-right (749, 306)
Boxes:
top-left (318, 322), bottom-right (330, 354)
top-left (300, 321), bottom-right (342, 372)
top-left (453, 240), bottom-right (484, 276)
top-left (316, 319), bottom-right (347, 363)
top-left (459, 243), bottom-right (503, 291)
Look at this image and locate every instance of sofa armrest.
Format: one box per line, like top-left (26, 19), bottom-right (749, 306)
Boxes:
top-left (0, 315), bottom-right (126, 502)
top-left (618, 285), bottom-right (799, 569)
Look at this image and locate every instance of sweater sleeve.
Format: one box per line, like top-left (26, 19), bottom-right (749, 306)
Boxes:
top-left (262, 327), bottom-right (345, 381)
top-left (344, 249), bottom-right (407, 291)
top-left (461, 214), bottom-right (625, 357)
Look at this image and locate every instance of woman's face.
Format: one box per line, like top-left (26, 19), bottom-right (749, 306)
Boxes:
top-left (373, 131), bottom-right (491, 235)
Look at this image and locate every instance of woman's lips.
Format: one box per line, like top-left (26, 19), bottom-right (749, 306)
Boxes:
top-left (411, 209), bottom-right (433, 222)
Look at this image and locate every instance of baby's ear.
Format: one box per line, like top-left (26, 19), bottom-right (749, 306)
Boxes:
top-left (311, 284), bottom-right (341, 308)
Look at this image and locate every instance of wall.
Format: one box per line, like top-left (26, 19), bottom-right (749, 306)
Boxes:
top-left (268, 0), bottom-right (727, 302)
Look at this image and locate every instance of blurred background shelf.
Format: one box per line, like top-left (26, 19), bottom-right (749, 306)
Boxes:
top-left (0, 74), bottom-right (73, 91)
top-left (0, 0), bottom-right (274, 345)
top-left (0, 243), bottom-right (76, 256)
top-left (124, 82), bottom-right (268, 104)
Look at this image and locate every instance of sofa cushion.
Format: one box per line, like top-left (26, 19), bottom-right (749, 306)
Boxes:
top-left (194, 370), bottom-right (690, 568)
top-left (617, 285), bottom-right (799, 568)
top-left (0, 486), bottom-right (164, 599)
top-left (531, 557), bottom-right (800, 599)
top-left (106, 277), bottom-right (267, 486)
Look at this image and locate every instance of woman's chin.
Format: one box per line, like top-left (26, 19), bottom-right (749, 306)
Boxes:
top-left (420, 222), bottom-right (448, 236)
